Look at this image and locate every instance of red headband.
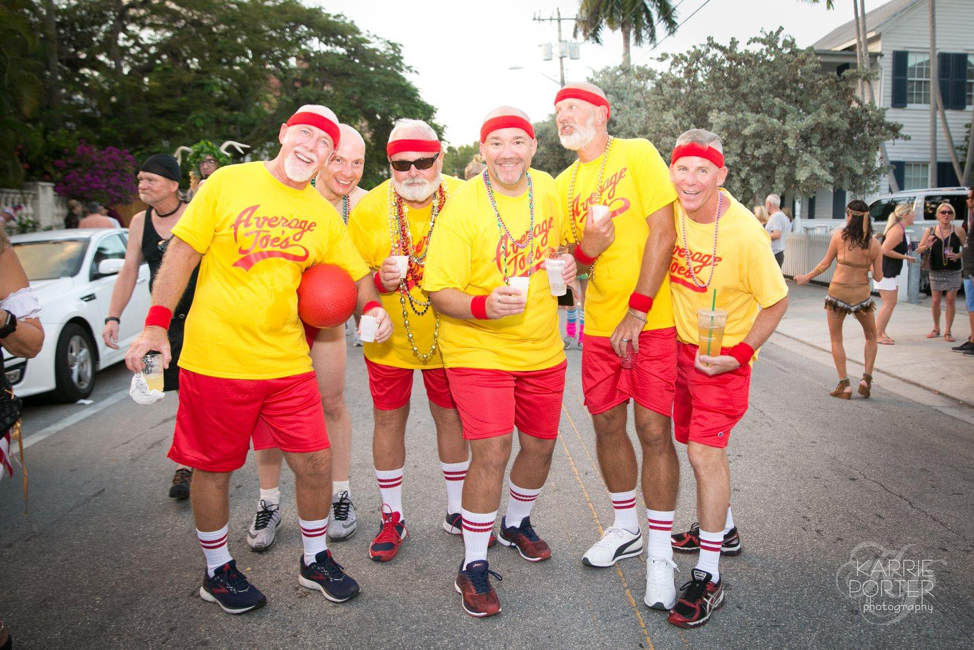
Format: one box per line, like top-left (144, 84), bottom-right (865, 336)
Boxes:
top-left (554, 88), bottom-right (611, 119)
top-left (386, 139), bottom-right (441, 157)
top-left (480, 116), bottom-right (535, 143)
top-left (670, 142), bottom-right (725, 168)
top-left (286, 111), bottom-right (341, 149)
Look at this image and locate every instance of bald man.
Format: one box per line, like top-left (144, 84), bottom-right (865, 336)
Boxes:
top-left (425, 106), bottom-right (577, 618)
top-left (124, 104), bottom-right (392, 613)
top-left (554, 82), bottom-right (681, 611)
top-left (248, 124), bottom-right (369, 553)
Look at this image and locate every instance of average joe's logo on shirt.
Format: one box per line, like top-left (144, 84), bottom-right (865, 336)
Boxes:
top-left (402, 234), bottom-right (429, 290)
top-left (231, 204), bottom-right (318, 271)
top-left (568, 167), bottom-right (632, 225)
top-left (670, 244), bottom-right (724, 294)
top-left (494, 216), bottom-right (555, 278)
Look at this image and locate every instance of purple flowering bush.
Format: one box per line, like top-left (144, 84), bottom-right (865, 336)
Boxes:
top-left (54, 143), bottom-right (138, 205)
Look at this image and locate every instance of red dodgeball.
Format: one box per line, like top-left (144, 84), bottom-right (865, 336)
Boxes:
top-left (298, 264), bottom-right (358, 329)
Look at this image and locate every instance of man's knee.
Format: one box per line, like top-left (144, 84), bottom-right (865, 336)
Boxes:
top-left (471, 436), bottom-right (512, 471)
top-left (287, 448), bottom-right (332, 478)
top-left (634, 408), bottom-right (672, 448)
top-left (592, 404), bottom-right (629, 440)
top-left (686, 442), bottom-right (724, 473)
top-left (319, 391), bottom-right (348, 421)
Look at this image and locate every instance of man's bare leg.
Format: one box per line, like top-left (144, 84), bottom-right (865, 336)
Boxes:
top-left (687, 442), bottom-right (730, 583)
top-left (430, 401), bottom-right (469, 525)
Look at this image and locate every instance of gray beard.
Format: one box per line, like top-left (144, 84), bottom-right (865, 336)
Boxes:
top-left (394, 173), bottom-right (442, 203)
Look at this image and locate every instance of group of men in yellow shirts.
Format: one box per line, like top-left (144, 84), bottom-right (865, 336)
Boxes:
top-left (125, 82), bottom-right (788, 627)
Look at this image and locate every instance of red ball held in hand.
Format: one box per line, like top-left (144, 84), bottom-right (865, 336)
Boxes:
top-left (298, 264), bottom-right (357, 329)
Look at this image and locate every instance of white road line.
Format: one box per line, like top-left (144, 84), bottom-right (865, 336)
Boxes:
top-left (22, 390), bottom-right (130, 450)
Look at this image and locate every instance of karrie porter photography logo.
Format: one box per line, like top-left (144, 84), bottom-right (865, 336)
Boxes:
top-left (835, 542), bottom-right (940, 625)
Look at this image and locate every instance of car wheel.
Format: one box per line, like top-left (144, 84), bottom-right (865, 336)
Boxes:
top-left (52, 323), bottom-right (96, 402)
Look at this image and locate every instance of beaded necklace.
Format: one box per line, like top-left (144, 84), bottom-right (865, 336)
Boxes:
top-left (566, 136), bottom-right (614, 279)
top-left (341, 195), bottom-right (349, 225)
top-left (387, 181), bottom-right (449, 361)
top-left (481, 169), bottom-right (535, 283)
top-left (678, 191), bottom-right (724, 289)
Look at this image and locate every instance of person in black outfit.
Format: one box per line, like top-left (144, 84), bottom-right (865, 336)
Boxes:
top-left (953, 189), bottom-right (974, 354)
top-left (916, 202), bottom-right (967, 343)
top-left (101, 154), bottom-right (199, 499)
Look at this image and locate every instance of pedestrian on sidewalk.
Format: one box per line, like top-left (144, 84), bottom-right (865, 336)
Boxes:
top-left (875, 203), bottom-right (918, 345)
top-left (795, 200), bottom-right (882, 399)
top-left (752, 205), bottom-right (768, 225)
top-left (953, 188), bottom-right (974, 354)
top-left (917, 202), bottom-right (966, 343)
top-left (764, 194), bottom-right (790, 268)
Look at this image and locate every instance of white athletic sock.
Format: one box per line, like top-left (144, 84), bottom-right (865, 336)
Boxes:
top-left (259, 487), bottom-right (280, 507)
top-left (441, 460), bottom-right (469, 515)
top-left (646, 509), bottom-right (675, 561)
top-left (197, 524), bottom-right (232, 577)
top-left (609, 489), bottom-right (639, 534)
top-left (695, 528), bottom-right (723, 583)
top-left (332, 480), bottom-right (351, 498)
top-left (504, 482), bottom-right (542, 529)
top-left (462, 509), bottom-right (497, 569)
top-left (375, 467), bottom-right (404, 518)
top-left (723, 506), bottom-right (734, 535)
top-left (300, 517), bottom-right (329, 565)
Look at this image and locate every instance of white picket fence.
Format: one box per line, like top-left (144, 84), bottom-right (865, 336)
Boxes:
top-left (0, 182), bottom-right (68, 230)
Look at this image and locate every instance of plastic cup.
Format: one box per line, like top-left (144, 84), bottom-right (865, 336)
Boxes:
top-left (696, 308), bottom-right (728, 363)
top-left (509, 277), bottom-right (530, 299)
top-left (142, 353), bottom-right (164, 392)
top-left (359, 315), bottom-right (378, 343)
top-left (546, 259), bottom-right (567, 296)
top-left (589, 205), bottom-right (610, 225)
top-left (392, 255), bottom-right (409, 279)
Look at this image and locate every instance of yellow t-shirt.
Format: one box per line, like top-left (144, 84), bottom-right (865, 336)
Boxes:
top-left (172, 162), bottom-right (370, 379)
top-left (422, 171), bottom-right (570, 371)
top-left (668, 189), bottom-right (788, 364)
top-left (555, 138), bottom-right (678, 336)
top-left (347, 176), bottom-right (464, 369)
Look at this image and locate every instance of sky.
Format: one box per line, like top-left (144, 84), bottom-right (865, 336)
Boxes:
top-left (319, 0), bottom-right (867, 146)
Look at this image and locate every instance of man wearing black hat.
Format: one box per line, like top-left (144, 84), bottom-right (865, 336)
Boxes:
top-left (102, 153), bottom-right (199, 499)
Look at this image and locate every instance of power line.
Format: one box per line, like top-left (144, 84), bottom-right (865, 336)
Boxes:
top-left (626, 0), bottom-right (714, 71)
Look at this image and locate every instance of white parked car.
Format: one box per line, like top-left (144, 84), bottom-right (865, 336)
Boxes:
top-left (2, 229), bottom-right (151, 401)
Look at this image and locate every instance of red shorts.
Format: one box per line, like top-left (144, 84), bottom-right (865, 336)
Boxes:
top-left (672, 342), bottom-right (751, 449)
top-left (446, 361), bottom-right (567, 440)
top-left (581, 328), bottom-right (677, 416)
top-left (169, 369), bottom-right (329, 472)
top-left (364, 358), bottom-right (456, 411)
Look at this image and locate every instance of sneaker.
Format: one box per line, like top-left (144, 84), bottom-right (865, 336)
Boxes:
top-left (576, 336), bottom-right (584, 350)
top-left (671, 523), bottom-right (742, 556)
top-left (445, 512), bottom-right (498, 547)
top-left (582, 527), bottom-right (643, 567)
top-left (328, 491), bottom-right (357, 541)
top-left (352, 332), bottom-right (363, 347)
top-left (199, 560), bottom-right (267, 615)
top-left (964, 350), bottom-right (974, 357)
top-left (368, 508), bottom-right (408, 562)
top-left (455, 560), bottom-right (502, 618)
top-left (951, 340), bottom-right (974, 353)
top-left (247, 500), bottom-right (282, 552)
top-left (644, 556), bottom-right (678, 610)
top-left (563, 335), bottom-right (575, 350)
top-left (498, 516), bottom-right (551, 562)
top-left (299, 550), bottom-right (360, 603)
top-left (667, 569), bottom-right (724, 628)
top-left (168, 468), bottom-right (193, 500)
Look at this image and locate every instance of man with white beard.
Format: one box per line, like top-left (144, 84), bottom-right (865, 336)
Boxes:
top-left (553, 83), bottom-right (684, 611)
top-left (345, 119), bottom-right (471, 563)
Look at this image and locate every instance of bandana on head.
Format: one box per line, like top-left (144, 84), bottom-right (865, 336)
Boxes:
top-left (554, 88), bottom-right (611, 120)
top-left (480, 116), bottom-right (535, 143)
top-left (140, 154), bottom-right (182, 182)
top-left (670, 143), bottom-right (725, 168)
top-left (286, 111), bottom-right (341, 149)
top-left (386, 139), bottom-right (441, 158)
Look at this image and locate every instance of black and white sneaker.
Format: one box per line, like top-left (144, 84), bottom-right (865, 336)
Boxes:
top-left (582, 527), bottom-right (643, 567)
top-left (328, 491), bottom-right (357, 541)
top-left (952, 340), bottom-right (974, 353)
top-left (668, 569), bottom-right (724, 628)
top-left (247, 500), bottom-right (282, 552)
top-left (299, 550), bottom-right (360, 603)
top-left (671, 522), bottom-right (742, 556)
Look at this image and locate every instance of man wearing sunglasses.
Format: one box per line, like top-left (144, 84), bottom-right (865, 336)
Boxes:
top-left (345, 119), bottom-right (469, 563)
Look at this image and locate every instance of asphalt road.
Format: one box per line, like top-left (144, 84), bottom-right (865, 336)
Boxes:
top-left (2, 334), bottom-right (973, 649)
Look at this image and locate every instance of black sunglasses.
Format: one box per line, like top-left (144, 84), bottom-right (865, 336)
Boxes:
top-left (389, 153), bottom-right (439, 172)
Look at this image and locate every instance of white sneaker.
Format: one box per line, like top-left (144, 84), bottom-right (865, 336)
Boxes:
top-left (247, 500), bottom-right (282, 552)
top-left (582, 527), bottom-right (643, 567)
top-left (644, 555), bottom-right (678, 610)
top-left (352, 332), bottom-right (363, 347)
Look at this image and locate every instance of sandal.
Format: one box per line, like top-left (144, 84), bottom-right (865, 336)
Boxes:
top-left (830, 378), bottom-right (852, 400)
top-left (878, 336), bottom-right (894, 345)
top-left (926, 329), bottom-right (941, 339)
top-left (945, 333), bottom-right (955, 343)
top-left (858, 373), bottom-right (873, 399)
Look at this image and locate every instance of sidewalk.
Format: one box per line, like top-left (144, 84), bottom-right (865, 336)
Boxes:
top-left (774, 282), bottom-right (973, 405)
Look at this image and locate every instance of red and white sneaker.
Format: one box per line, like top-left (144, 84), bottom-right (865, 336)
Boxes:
top-left (445, 512), bottom-right (497, 547)
top-left (368, 507), bottom-right (408, 563)
top-left (667, 569), bottom-right (725, 628)
top-left (498, 516), bottom-right (551, 562)
top-left (455, 560), bottom-right (502, 618)
top-left (671, 523), bottom-right (742, 556)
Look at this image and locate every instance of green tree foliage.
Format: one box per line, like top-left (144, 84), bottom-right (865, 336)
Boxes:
top-left (442, 141), bottom-right (480, 180)
top-left (575, 0), bottom-right (678, 67)
top-left (531, 117), bottom-right (576, 177)
top-left (588, 30), bottom-right (903, 203)
top-left (7, 0), bottom-right (437, 189)
top-left (0, 0), bottom-right (44, 186)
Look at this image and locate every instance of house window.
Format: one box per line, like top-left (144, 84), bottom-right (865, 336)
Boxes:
top-left (903, 163), bottom-right (929, 191)
top-left (906, 53), bottom-right (930, 105)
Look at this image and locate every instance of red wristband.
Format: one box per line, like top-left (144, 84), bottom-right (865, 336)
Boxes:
top-left (628, 293), bottom-right (653, 313)
top-left (573, 244), bottom-right (597, 266)
top-left (727, 342), bottom-right (754, 368)
top-left (145, 306), bottom-right (172, 330)
top-left (363, 300), bottom-right (381, 315)
top-left (373, 271), bottom-right (393, 294)
top-left (470, 295), bottom-right (489, 320)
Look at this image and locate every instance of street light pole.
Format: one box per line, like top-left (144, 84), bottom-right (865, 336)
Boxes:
top-left (556, 7), bottom-right (565, 87)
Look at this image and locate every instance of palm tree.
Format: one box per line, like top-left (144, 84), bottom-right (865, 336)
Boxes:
top-left (575, 0), bottom-right (678, 68)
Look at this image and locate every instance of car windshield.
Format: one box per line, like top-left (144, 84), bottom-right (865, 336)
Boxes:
top-left (13, 239), bottom-right (88, 281)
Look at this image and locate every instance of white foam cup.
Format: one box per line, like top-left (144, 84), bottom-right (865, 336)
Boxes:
top-left (359, 315), bottom-right (378, 342)
top-left (392, 255), bottom-right (409, 278)
top-left (509, 276), bottom-right (530, 299)
top-left (589, 205), bottom-right (610, 225)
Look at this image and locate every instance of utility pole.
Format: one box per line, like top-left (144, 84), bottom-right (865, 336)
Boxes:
top-left (533, 9), bottom-right (580, 87)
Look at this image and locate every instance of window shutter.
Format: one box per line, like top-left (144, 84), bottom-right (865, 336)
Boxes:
top-left (891, 161), bottom-right (905, 191)
top-left (891, 51), bottom-right (908, 108)
top-left (832, 189), bottom-right (847, 219)
top-left (937, 162), bottom-right (959, 188)
top-left (939, 52), bottom-right (953, 108)
top-left (808, 195), bottom-right (816, 219)
top-left (951, 53), bottom-right (968, 109)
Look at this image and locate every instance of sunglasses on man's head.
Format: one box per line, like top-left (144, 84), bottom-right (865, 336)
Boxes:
top-left (389, 153), bottom-right (439, 172)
